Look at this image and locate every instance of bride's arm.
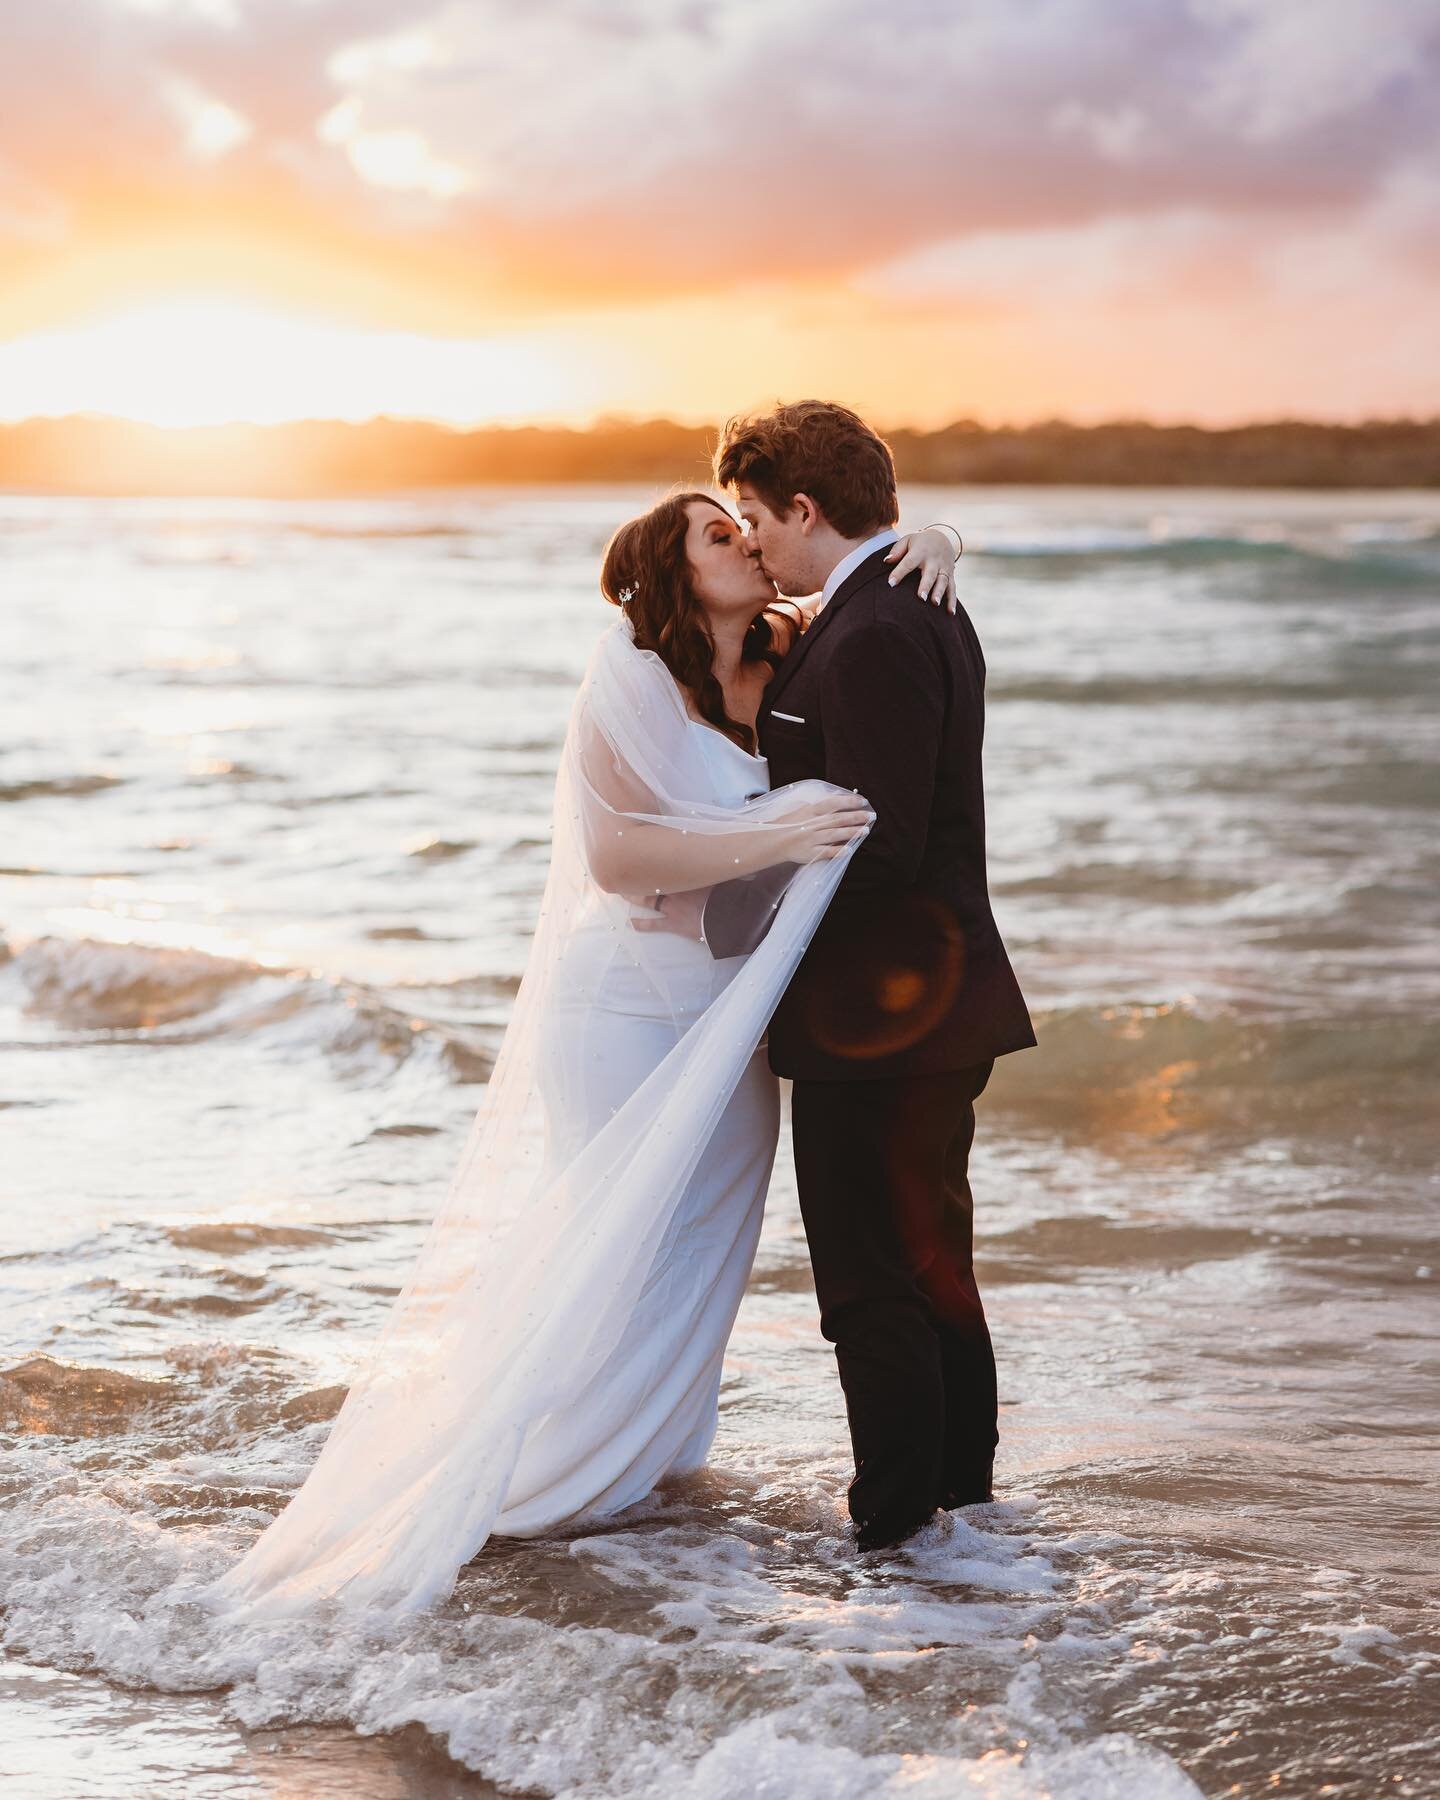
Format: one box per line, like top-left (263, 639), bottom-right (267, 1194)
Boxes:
top-left (586, 797), bottom-right (867, 896)
top-left (885, 524), bottom-right (963, 613)
top-left (586, 794), bottom-right (871, 895)
top-left (575, 727), bottom-right (871, 896)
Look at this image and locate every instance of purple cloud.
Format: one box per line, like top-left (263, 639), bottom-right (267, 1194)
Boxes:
top-left (1, 0), bottom-right (1437, 305)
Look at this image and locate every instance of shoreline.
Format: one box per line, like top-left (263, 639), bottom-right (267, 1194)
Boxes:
top-left (6, 480), bottom-right (1440, 503)
top-left (3, 414), bottom-right (1438, 497)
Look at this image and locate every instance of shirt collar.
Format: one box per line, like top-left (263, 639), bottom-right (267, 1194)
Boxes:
top-left (817, 527), bottom-right (899, 612)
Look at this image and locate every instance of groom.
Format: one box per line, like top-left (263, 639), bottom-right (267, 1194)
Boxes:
top-left (716, 400), bottom-right (1036, 1551)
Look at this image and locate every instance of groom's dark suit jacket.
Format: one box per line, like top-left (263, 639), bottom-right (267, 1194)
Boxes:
top-left (757, 547), bottom-right (1035, 1083)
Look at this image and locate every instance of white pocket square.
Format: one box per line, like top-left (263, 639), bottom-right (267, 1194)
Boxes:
top-left (770, 709), bottom-right (806, 724)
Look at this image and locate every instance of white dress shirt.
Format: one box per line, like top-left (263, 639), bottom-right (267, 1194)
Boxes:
top-left (815, 527), bottom-right (900, 613)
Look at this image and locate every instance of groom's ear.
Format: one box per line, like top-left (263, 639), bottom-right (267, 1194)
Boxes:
top-left (792, 493), bottom-right (821, 536)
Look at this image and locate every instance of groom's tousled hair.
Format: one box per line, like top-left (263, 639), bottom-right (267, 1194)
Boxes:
top-left (713, 400), bottom-right (899, 537)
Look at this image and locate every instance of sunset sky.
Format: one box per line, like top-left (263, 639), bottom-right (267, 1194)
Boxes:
top-left (2, 0), bottom-right (1438, 429)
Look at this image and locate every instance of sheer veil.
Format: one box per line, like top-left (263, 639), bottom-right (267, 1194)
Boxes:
top-left (201, 617), bottom-right (860, 1616)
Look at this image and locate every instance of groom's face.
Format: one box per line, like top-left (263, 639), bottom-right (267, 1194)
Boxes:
top-left (734, 484), bottom-right (815, 599)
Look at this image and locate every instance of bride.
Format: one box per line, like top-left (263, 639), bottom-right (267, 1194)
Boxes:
top-left (202, 496), bottom-right (961, 1616)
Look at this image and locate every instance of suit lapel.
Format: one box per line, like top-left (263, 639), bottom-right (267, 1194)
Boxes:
top-left (761, 547), bottom-right (892, 721)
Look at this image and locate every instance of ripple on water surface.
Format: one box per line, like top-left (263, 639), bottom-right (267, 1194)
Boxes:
top-left (2, 487), bottom-right (1437, 1795)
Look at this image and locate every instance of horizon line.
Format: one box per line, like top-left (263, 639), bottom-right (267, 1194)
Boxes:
top-left (4, 410), bottom-right (1440, 436)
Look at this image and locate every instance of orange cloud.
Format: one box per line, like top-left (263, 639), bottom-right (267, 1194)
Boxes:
top-left (2, 0), bottom-right (1437, 423)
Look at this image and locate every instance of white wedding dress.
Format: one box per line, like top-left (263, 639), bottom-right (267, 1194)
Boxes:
top-left (200, 621), bottom-right (861, 1617)
top-left (493, 722), bottom-right (779, 1533)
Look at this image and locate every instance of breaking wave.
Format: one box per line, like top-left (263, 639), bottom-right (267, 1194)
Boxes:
top-left (0, 936), bottom-right (496, 1082)
top-left (0, 1366), bottom-right (1199, 1798)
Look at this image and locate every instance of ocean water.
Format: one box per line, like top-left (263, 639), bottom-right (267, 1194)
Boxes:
top-left (1, 484), bottom-right (1436, 1798)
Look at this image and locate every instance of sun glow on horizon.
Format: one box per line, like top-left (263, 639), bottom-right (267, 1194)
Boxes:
top-left (0, 299), bottom-right (589, 428)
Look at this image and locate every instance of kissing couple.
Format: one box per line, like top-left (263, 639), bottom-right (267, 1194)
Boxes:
top-left (202, 399), bottom-right (1036, 1617)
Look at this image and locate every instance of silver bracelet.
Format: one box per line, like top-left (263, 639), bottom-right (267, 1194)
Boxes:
top-left (922, 521), bottom-right (964, 561)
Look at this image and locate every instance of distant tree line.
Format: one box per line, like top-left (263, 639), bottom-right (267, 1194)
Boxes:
top-left (2, 413), bottom-right (1437, 495)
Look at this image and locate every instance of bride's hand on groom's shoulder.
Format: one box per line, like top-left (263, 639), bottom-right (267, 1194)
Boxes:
top-left (886, 526), bottom-right (963, 614)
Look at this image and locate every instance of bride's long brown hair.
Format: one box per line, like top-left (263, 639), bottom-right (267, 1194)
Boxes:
top-left (600, 492), bottom-right (782, 752)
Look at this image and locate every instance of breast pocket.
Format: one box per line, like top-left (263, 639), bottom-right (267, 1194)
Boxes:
top-left (762, 706), bottom-right (823, 773)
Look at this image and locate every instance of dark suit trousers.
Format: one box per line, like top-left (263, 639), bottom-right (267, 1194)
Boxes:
top-left (790, 1061), bottom-right (998, 1540)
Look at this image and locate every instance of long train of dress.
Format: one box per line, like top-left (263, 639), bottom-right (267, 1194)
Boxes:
top-left (198, 624), bottom-right (857, 1615)
top-left (496, 724), bottom-right (780, 1532)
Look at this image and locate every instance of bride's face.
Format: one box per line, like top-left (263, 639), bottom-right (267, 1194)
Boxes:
top-left (684, 499), bottom-right (776, 624)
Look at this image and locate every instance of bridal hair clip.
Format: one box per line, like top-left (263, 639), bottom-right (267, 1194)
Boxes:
top-left (619, 585), bottom-right (636, 605)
